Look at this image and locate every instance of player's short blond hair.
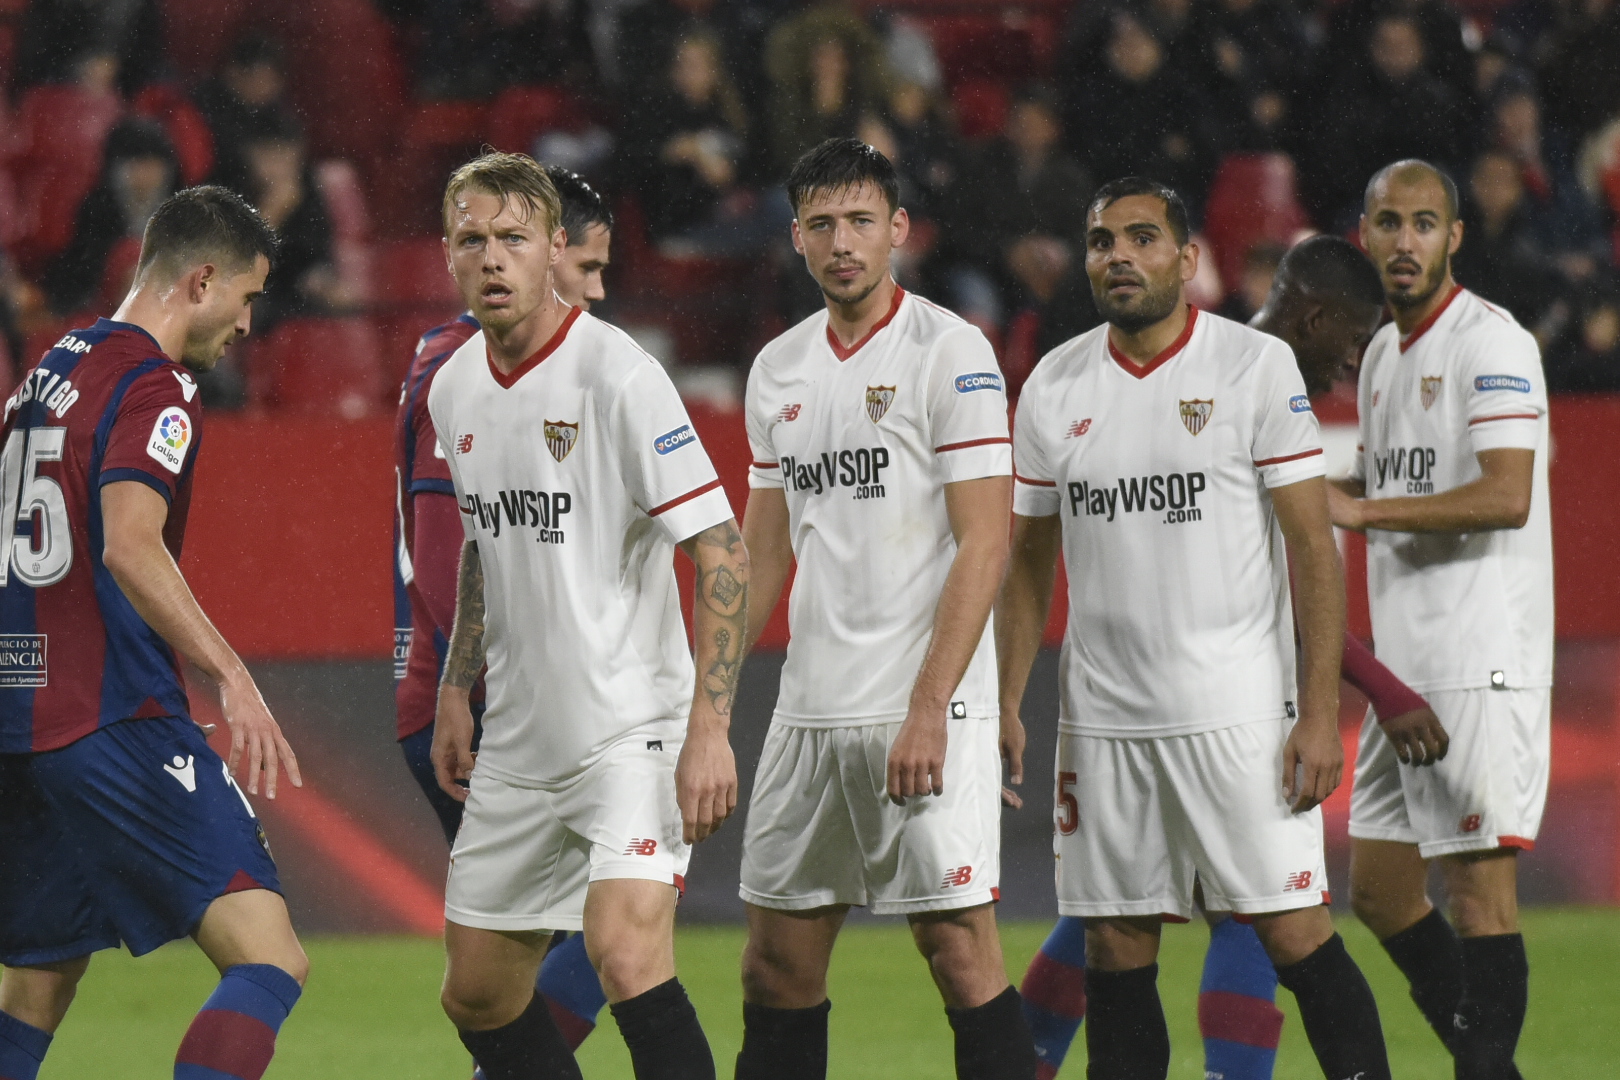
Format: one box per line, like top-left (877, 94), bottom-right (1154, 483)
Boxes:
top-left (442, 151), bottom-right (562, 239)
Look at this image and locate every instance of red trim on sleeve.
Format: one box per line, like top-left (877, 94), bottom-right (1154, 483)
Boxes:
top-left (1398, 285), bottom-right (1464, 353)
top-left (1014, 472), bottom-right (1056, 487)
top-left (1108, 306), bottom-right (1198, 379)
top-left (935, 436), bottom-right (1012, 453)
top-left (648, 478), bottom-right (723, 517)
top-left (486, 306), bottom-right (582, 388)
top-left (751, 460), bottom-right (780, 469)
top-left (1467, 413), bottom-right (1540, 426)
top-left (1253, 447), bottom-right (1323, 468)
top-left (825, 284), bottom-right (905, 361)
top-left (1497, 835), bottom-right (1535, 851)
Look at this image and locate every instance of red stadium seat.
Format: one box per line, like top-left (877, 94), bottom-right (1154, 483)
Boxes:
top-left (1201, 152), bottom-right (1314, 293)
top-left (371, 236), bottom-right (460, 309)
top-left (7, 85), bottom-right (123, 272)
top-left (483, 84), bottom-right (576, 155)
top-left (951, 79), bottom-right (1010, 140)
top-left (158, 0), bottom-right (254, 77)
top-left (246, 316), bottom-right (385, 417)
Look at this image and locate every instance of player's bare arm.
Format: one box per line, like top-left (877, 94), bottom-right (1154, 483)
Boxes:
top-left (1330, 447), bottom-right (1534, 533)
top-left (1271, 476), bottom-right (1347, 812)
top-left (101, 480), bottom-right (300, 799)
top-left (739, 486), bottom-right (793, 657)
top-left (675, 517), bottom-right (749, 843)
top-left (432, 539), bottom-right (484, 802)
top-left (887, 475), bottom-right (1013, 804)
top-left (993, 513), bottom-right (1062, 810)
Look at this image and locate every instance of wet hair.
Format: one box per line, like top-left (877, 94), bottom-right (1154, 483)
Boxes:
top-left (545, 165), bottom-right (614, 247)
top-left (786, 137), bottom-right (900, 215)
top-left (135, 185), bottom-right (278, 281)
top-left (1364, 159), bottom-right (1459, 222)
top-left (1088, 176), bottom-right (1190, 246)
top-left (443, 150), bottom-right (562, 238)
top-left (1273, 235), bottom-right (1386, 309)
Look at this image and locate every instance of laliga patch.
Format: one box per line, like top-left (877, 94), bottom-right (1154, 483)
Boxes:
top-left (1475, 375), bottom-right (1531, 393)
top-left (0, 634), bottom-right (47, 687)
top-left (146, 407), bottom-right (192, 474)
top-left (654, 423), bottom-right (696, 455)
top-left (954, 371), bottom-right (1003, 394)
top-left (1288, 394), bottom-right (1312, 414)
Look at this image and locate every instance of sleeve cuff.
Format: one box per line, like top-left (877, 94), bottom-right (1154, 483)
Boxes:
top-left (1013, 482), bottom-right (1062, 517)
top-left (937, 441), bottom-right (1012, 484)
top-left (748, 459), bottom-right (784, 489)
top-left (410, 478), bottom-right (459, 496)
top-left (1468, 415), bottom-right (1541, 452)
top-left (98, 467), bottom-right (173, 504)
top-left (1257, 448), bottom-right (1327, 489)
top-left (654, 484), bottom-right (735, 544)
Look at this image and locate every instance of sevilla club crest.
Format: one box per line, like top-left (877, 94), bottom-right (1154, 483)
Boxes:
top-left (1178, 399), bottom-right (1213, 436)
top-left (1420, 376), bottom-right (1443, 410)
top-left (543, 419), bottom-right (578, 462)
top-left (865, 385), bottom-right (896, 424)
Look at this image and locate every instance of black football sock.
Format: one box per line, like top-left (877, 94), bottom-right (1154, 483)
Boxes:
top-left (1452, 934), bottom-right (1528, 1080)
top-left (1084, 965), bottom-right (1170, 1080)
top-left (945, 985), bottom-right (1039, 1080)
top-left (1273, 933), bottom-right (1392, 1080)
top-left (734, 1000), bottom-right (830, 1080)
top-left (457, 991), bottom-right (583, 1080)
top-left (1380, 908), bottom-right (1466, 1053)
top-left (611, 978), bottom-right (715, 1080)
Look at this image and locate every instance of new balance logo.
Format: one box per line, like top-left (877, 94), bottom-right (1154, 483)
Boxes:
top-left (163, 754), bottom-right (197, 792)
top-left (777, 404), bottom-right (802, 422)
top-left (941, 866), bottom-right (973, 889)
top-left (1066, 418), bottom-right (1092, 438)
top-left (624, 839), bottom-right (658, 856)
top-left (1460, 814), bottom-right (1482, 833)
top-left (456, 433), bottom-right (474, 454)
top-left (1284, 870), bottom-right (1314, 891)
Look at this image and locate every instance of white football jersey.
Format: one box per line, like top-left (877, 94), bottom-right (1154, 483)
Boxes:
top-left (746, 287), bottom-right (1011, 726)
top-left (1350, 286), bottom-right (1553, 693)
top-left (429, 308), bottom-right (734, 786)
top-left (1013, 308), bottom-right (1325, 737)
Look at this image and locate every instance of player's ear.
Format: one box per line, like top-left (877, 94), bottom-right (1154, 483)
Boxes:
top-left (551, 226), bottom-right (567, 264)
top-left (1179, 239), bottom-right (1199, 284)
top-left (789, 218), bottom-right (805, 256)
top-left (1448, 217), bottom-right (1464, 256)
top-left (890, 206), bottom-right (910, 249)
top-left (188, 263), bottom-right (216, 304)
top-left (1358, 214), bottom-right (1370, 251)
top-left (441, 236), bottom-right (453, 275)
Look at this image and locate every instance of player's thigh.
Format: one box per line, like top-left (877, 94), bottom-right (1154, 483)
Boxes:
top-left (1349, 704), bottom-right (1419, 846)
top-left (1348, 837), bottom-right (1432, 938)
top-left (193, 887), bottom-right (307, 983)
top-left (1437, 849), bottom-right (1521, 936)
top-left (741, 902), bottom-right (848, 1007)
top-left (582, 877), bottom-right (678, 1003)
top-left (1167, 720), bottom-right (1329, 918)
top-left (28, 716), bottom-right (282, 957)
top-left (1055, 732), bottom-right (1189, 919)
top-left (442, 919), bottom-right (551, 1024)
top-left (739, 723), bottom-right (864, 910)
top-left (446, 772), bottom-right (589, 933)
top-left (0, 955), bottom-right (93, 1035)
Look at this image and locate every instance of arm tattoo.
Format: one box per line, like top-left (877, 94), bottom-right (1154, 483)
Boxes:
top-left (692, 520), bottom-right (748, 716)
top-left (442, 541), bottom-right (486, 690)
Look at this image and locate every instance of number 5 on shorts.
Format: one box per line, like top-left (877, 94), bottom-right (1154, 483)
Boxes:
top-left (1056, 771), bottom-right (1078, 836)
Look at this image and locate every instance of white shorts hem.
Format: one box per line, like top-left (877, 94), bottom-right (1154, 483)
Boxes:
top-left (1416, 835), bottom-right (1534, 859)
top-left (1347, 823), bottom-right (1421, 846)
top-left (1215, 890), bottom-right (1330, 916)
top-left (1057, 899), bottom-right (1192, 920)
top-left (444, 907), bottom-right (583, 933)
top-left (869, 889), bottom-right (999, 916)
top-left (738, 887), bottom-right (855, 912)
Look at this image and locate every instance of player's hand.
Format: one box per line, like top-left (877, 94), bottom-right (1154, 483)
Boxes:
top-left (1326, 485), bottom-right (1366, 531)
top-left (219, 670), bottom-right (300, 800)
top-left (1281, 714), bottom-right (1342, 813)
top-left (888, 710), bottom-right (947, 804)
top-left (1380, 706), bottom-right (1449, 766)
top-left (675, 721), bottom-right (737, 844)
top-left (1000, 710), bottom-right (1026, 810)
top-left (432, 687), bottom-right (477, 803)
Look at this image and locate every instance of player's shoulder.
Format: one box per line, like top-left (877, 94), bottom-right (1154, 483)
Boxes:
top-left (899, 289), bottom-right (976, 341)
top-left (1193, 308), bottom-right (1290, 372)
top-left (411, 313), bottom-right (479, 371)
top-left (1448, 289), bottom-right (1538, 359)
top-left (1028, 321), bottom-right (1111, 390)
top-left (570, 310), bottom-right (672, 393)
top-left (753, 306), bottom-right (830, 372)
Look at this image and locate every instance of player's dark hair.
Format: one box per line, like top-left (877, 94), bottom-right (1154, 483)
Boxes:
top-left (135, 185), bottom-right (278, 282)
top-left (786, 137), bottom-right (900, 215)
top-left (545, 165), bottom-right (614, 247)
top-left (1364, 159), bottom-right (1459, 222)
top-left (1274, 235), bottom-right (1385, 309)
top-left (1089, 176), bottom-right (1190, 247)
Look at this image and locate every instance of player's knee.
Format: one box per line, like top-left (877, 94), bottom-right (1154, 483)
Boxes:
top-left (1085, 919), bottom-right (1159, 972)
top-left (1445, 889), bottom-right (1515, 937)
top-left (1251, 907), bottom-right (1333, 967)
top-left (440, 975), bottom-right (518, 1031)
top-left (739, 937), bottom-right (823, 1007)
top-left (274, 946), bottom-right (310, 988)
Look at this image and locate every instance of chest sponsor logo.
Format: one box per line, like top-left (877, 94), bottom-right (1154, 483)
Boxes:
top-left (1420, 376), bottom-right (1443, 410)
top-left (865, 385), bottom-right (896, 424)
top-left (456, 433), bottom-right (474, 454)
top-left (543, 420), bottom-right (578, 462)
top-left (1066, 418), bottom-right (1092, 438)
top-left (0, 634), bottom-right (46, 687)
top-left (1288, 394), bottom-right (1312, 414)
top-left (1067, 473), bottom-right (1207, 525)
top-left (780, 448), bottom-right (890, 500)
top-left (654, 423), bottom-right (696, 455)
top-left (777, 403), bottom-right (802, 422)
top-left (146, 407), bottom-right (191, 475)
top-left (464, 489), bottom-right (572, 544)
top-left (1178, 399), bottom-right (1213, 436)
top-left (954, 371), bottom-right (1003, 394)
top-left (1371, 446), bottom-right (1437, 494)
top-left (1475, 374), bottom-right (1532, 393)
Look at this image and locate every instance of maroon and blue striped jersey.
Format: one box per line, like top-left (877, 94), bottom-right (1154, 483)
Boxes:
top-left (0, 319), bottom-right (201, 752)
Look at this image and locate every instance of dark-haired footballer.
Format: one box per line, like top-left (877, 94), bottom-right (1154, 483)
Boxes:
top-left (0, 187), bottom-right (307, 1080)
top-left (734, 138), bottom-right (1037, 1080)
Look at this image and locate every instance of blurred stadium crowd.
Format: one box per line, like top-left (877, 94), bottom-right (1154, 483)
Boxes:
top-left (2, 0), bottom-right (1620, 412)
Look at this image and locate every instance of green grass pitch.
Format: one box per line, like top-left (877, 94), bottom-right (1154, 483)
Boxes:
top-left (38, 910), bottom-right (1620, 1078)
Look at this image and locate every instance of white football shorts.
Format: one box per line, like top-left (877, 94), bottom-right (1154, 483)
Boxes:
top-left (445, 729), bottom-right (690, 932)
top-left (739, 715), bottom-right (1002, 916)
top-left (1349, 687), bottom-right (1550, 858)
top-left (1056, 718), bottom-right (1330, 920)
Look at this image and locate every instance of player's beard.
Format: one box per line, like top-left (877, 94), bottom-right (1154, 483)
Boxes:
top-left (819, 265), bottom-right (881, 308)
top-left (1094, 271), bottom-right (1182, 333)
top-left (1386, 251), bottom-right (1451, 312)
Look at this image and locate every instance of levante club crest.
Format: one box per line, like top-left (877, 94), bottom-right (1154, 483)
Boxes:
top-left (1421, 376), bottom-right (1443, 410)
top-left (1179, 399), bottom-right (1213, 436)
top-left (544, 419), bottom-right (578, 462)
top-left (866, 385), bottom-right (896, 423)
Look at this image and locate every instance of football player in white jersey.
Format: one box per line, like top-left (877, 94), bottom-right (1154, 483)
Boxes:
top-left (998, 177), bottom-right (1392, 1080)
top-left (734, 139), bottom-right (1037, 1080)
top-left (1331, 159), bottom-right (1552, 1080)
top-left (428, 153), bottom-right (750, 1080)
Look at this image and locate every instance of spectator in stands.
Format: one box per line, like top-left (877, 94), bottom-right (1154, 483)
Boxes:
top-left (883, 79), bottom-right (959, 222)
top-left (1546, 276), bottom-right (1620, 390)
top-left (1537, 0), bottom-right (1620, 141)
top-left (614, 0), bottom-right (773, 132)
top-left (1454, 148), bottom-right (1564, 337)
top-left (1322, 0), bottom-right (1473, 96)
top-left (1484, 83), bottom-right (1609, 270)
top-left (1219, 241), bottom-right (1288, 323)
top-left (12, 0), bottom-right (162, 97)
top-left (413, 0), bottom-right (598, 98)
top-left (43, 118), bottom-right (178, 318)
top-left (1205, 0), bottom-right (1311, 149)
top-left (194, 34), bottom-right (300, 194)
top-left (764, 5), bottom-right (891, 176)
